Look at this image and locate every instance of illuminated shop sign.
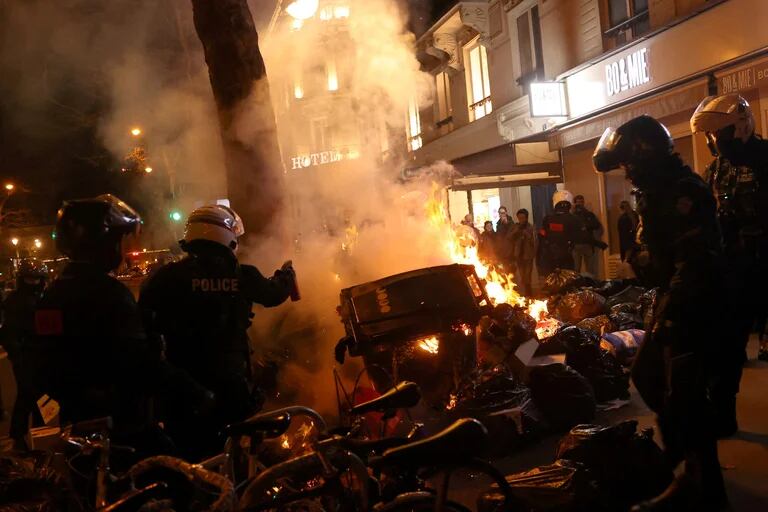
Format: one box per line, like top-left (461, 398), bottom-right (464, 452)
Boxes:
top-left (290, 150), bottom-right (343, 170)
top-left (529, 82), bottom-right (568, 117)
top-left (605, 47), bottom-right (650, 97)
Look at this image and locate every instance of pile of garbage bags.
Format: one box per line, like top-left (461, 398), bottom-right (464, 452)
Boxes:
top-left (478, 420), bottom-right (673, 512)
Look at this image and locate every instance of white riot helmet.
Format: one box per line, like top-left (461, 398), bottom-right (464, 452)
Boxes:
top-left (552, 189), bottom-right (574, 209)
top-left (690, 94), bottom-right (755, 157)
top-left (183, 204), bottom-right (245, 251)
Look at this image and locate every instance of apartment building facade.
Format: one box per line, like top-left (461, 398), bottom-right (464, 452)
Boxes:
top-left (409, 0), bottom-right (768, 278)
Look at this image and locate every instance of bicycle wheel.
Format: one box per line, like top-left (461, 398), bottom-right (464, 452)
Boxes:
top-left (374, 492), bottom-right (472, 512)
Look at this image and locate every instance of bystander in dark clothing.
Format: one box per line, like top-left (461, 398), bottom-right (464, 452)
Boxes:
top-left (478, 221), bottom-right (497, 264)
top-left (495, 206), bottom-right (515, 271)
top-left (572, 195), bottom-right (605, 276)
top-left (618, 200), bottom-right (640, 261)
top-left (510, 209), bottom-right (536, 296)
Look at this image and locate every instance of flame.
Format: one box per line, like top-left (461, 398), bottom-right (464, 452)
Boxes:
top-left (280, 435), bottom-right (291, 449)
top-left (453, 323), bottom-right (473, 336)
top-left (425, 183), bottom-right (548, 320)
top-left (446, 394), bottom-right (457, 410)
top-left (416, 335), bottom-right (439, 354)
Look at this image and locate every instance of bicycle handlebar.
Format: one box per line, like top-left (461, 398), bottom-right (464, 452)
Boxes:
top-left (127, 456), bottom-right (236, 512)
top-left (245, 406), bottom-right (328, 435)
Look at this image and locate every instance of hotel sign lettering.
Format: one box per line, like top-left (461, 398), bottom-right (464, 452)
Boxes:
top-left (290, 150), bottom-right (343, 170)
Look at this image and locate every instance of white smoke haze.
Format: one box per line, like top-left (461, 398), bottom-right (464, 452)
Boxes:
top-left (4, 0), bottom-right (461, 418)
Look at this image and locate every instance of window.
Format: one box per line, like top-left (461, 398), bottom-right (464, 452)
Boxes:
top-left (516, 5), bottom-right (544, 89)
top-left (319, 4), bottom-right (349, 20)
top-left (465, 41), bottom-right (492, 121)
top-left (605, 0), bottom-right (650, 46)
top-left (327, 59), bottom-right (338, 91)
top-left (435, 71), bottom-right (452, 129)
top-left (406, 98), bottom-right (422, 151)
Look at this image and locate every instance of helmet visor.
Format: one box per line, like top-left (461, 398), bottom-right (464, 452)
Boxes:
top-left (592, 127), bottom-right (624, 172)
top-left (95, 194), bottom-right (142, 236)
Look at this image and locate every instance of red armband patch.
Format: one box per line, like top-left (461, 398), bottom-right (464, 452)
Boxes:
top-left (549, 223), bottom-right (564, 232)
top-left (35, 310), bottom-right (63, 336)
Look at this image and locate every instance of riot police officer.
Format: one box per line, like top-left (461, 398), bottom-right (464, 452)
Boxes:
top-left (691, 94), bottom-right (768, 436)
top-left (593, 116), bottom-right (728, 511)
top-left (537, 190), bottom-right (584, 276)
top-left (24, 195), bottom-right (210, 447)
top-left (139, 204), bottom-right (296, 459)
top-left (1, 258), bottom-right (48, 444)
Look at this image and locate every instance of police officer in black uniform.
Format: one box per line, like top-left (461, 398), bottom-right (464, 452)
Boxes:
top-left (537, 190), bottom-right (584, 276)
top-left (24, 195), bottom-right (210, 449)
top-left (691, 94), bottom-right (768, 436)
top-left (594, 116), bottom-right (728, 511)
top-left (139, 204), bottom-right (296, 459)
top-left (1, 258), bottom-right (48, 444)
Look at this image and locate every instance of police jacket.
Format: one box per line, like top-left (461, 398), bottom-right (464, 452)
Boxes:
top-left (633, 159), bottom-right (724, 344)
top-left (138, 241), bottom-right (292, 388)
top-left (24, 262), bottom-right (201, 429)
top-left (539, 211), bottom-right (582, 254)
top-left (704, 136), bottom-right (768, 253)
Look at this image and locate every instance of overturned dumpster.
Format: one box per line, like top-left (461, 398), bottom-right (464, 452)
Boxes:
top-left (336, 264), bottom-right (489, 406)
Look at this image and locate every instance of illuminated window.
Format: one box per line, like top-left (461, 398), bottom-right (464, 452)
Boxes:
top-left (327, 59), bottom-right (338, 91)
top-left (406, 98), bottom-right (422, 151)
top-left (294, 83), bottom-right (304, 99)
top-left (334, 6), bottom-right (350, 18)
top-left (291, 18), bottom-right (303, 30)
top-left (319, 7), bottom-right (333, 20)
top-left (465, 41), bottom-right (492, 121)
top-left (435, 71), bottom-right (452, 128)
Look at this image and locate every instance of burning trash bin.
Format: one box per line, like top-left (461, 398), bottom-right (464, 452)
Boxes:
top-left (336, 264), bottom-right (490, 406)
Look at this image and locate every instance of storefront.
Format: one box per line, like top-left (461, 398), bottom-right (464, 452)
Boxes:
top-left (545, 0), bottom-right (768, 278)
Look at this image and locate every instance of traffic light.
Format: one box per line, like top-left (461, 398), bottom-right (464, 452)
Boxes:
top-left (169, 209), bottom-right (183, 222)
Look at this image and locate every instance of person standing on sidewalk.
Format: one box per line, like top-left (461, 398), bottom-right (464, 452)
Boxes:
top-left (495, 206), bottom-right (515, 273)
top-left (618, 200), bottom-right (640, 261)
top-left (572, 195), bottom-right (606, 276)
top-left (510, 209), bottom-right (536, 296)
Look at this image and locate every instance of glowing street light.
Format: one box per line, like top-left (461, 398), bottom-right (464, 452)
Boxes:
top-left (285, 0), bottom-right (318, 20)
top-left (169, 210), bottom-right (183, 222)
top-left (34, 239), bottom-right (42, 249)
top-left (130, 127), bottom-right (142, 137)
top-left (10, 237), bottom-right (18, 246)
top-left (4, 183), bottom-right (14, 191)
top-left (144, 166), bottom-right (153, 173)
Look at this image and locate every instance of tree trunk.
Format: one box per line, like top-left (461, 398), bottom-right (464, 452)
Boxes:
top-left (190, 0), bottom-right (284, 239)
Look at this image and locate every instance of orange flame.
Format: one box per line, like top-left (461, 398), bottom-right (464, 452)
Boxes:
top-left (425, 183), bottom-right (548, 321)
top-left (416, 335), bottom-right (439, 354)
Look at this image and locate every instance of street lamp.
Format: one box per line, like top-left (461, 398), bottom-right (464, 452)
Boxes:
top-left (286, 0), bottom-right (318, 19)
top-left (10, 237), bottom-right (18, 246)
top-left (144, 166), bottom-right (153, 173)
top-left (34, 239), bottom-right (42, 249)
top-left (4, 183), bottom-right (14, 191)
top-left (130, 127), bottom-right (142, 137)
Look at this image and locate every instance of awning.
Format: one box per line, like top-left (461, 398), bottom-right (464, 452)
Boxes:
top-left (549, 79), bottom-right (709, 149)
top-left (451, 172), bottom-right (561, 191)
top-left (451, 143), bottom-right (562, 177)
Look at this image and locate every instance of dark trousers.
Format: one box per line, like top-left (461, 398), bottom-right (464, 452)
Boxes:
top-left (513, 259), bottom-right (534, 297)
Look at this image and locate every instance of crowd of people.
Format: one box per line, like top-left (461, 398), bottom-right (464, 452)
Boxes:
top-left (461, 193), bottom-right (611, 296)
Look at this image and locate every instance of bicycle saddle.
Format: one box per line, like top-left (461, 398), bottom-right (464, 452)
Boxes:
top-left (379, 418), bottom-right (488, 466)
top-left (221, 412), bottom-right (291, 439)
top-left (350, 381), bottom-right (421, 415)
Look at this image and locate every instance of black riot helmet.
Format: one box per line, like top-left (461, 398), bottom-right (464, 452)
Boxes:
top-left (592, 116), bottom-right (675, 186)
top-left (55, 194), bottom-right (142, 272)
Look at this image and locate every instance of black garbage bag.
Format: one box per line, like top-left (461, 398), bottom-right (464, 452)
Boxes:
top-left (543, 270), bottom-right (596, 295)
top-left (528, 364), bottom-right (596, 431)
top-left (609, 302), bottom-right (642, 316)
top-left (575, 315), bottom-right (614, 335)
top-left (451, 371), bottom-right (548, 453)
top-left (604, 286), bottom-right (646, 309)
top-left (638, 288), bottom-right (658, 326)
top-left (557, 326), bottom-right (629, 403)
top-left (609, 312), bottom-right (644, 331)
top-left (492, 303), bottom-right (537, 344)
top-left (477, 459), bottom-right (603, 512)
top-left (591, 280), bottom-right (630, 298)
top-left (553, 291), bottom-right (606, 324)
top-left (556, 421), bottom-right (673, 510)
